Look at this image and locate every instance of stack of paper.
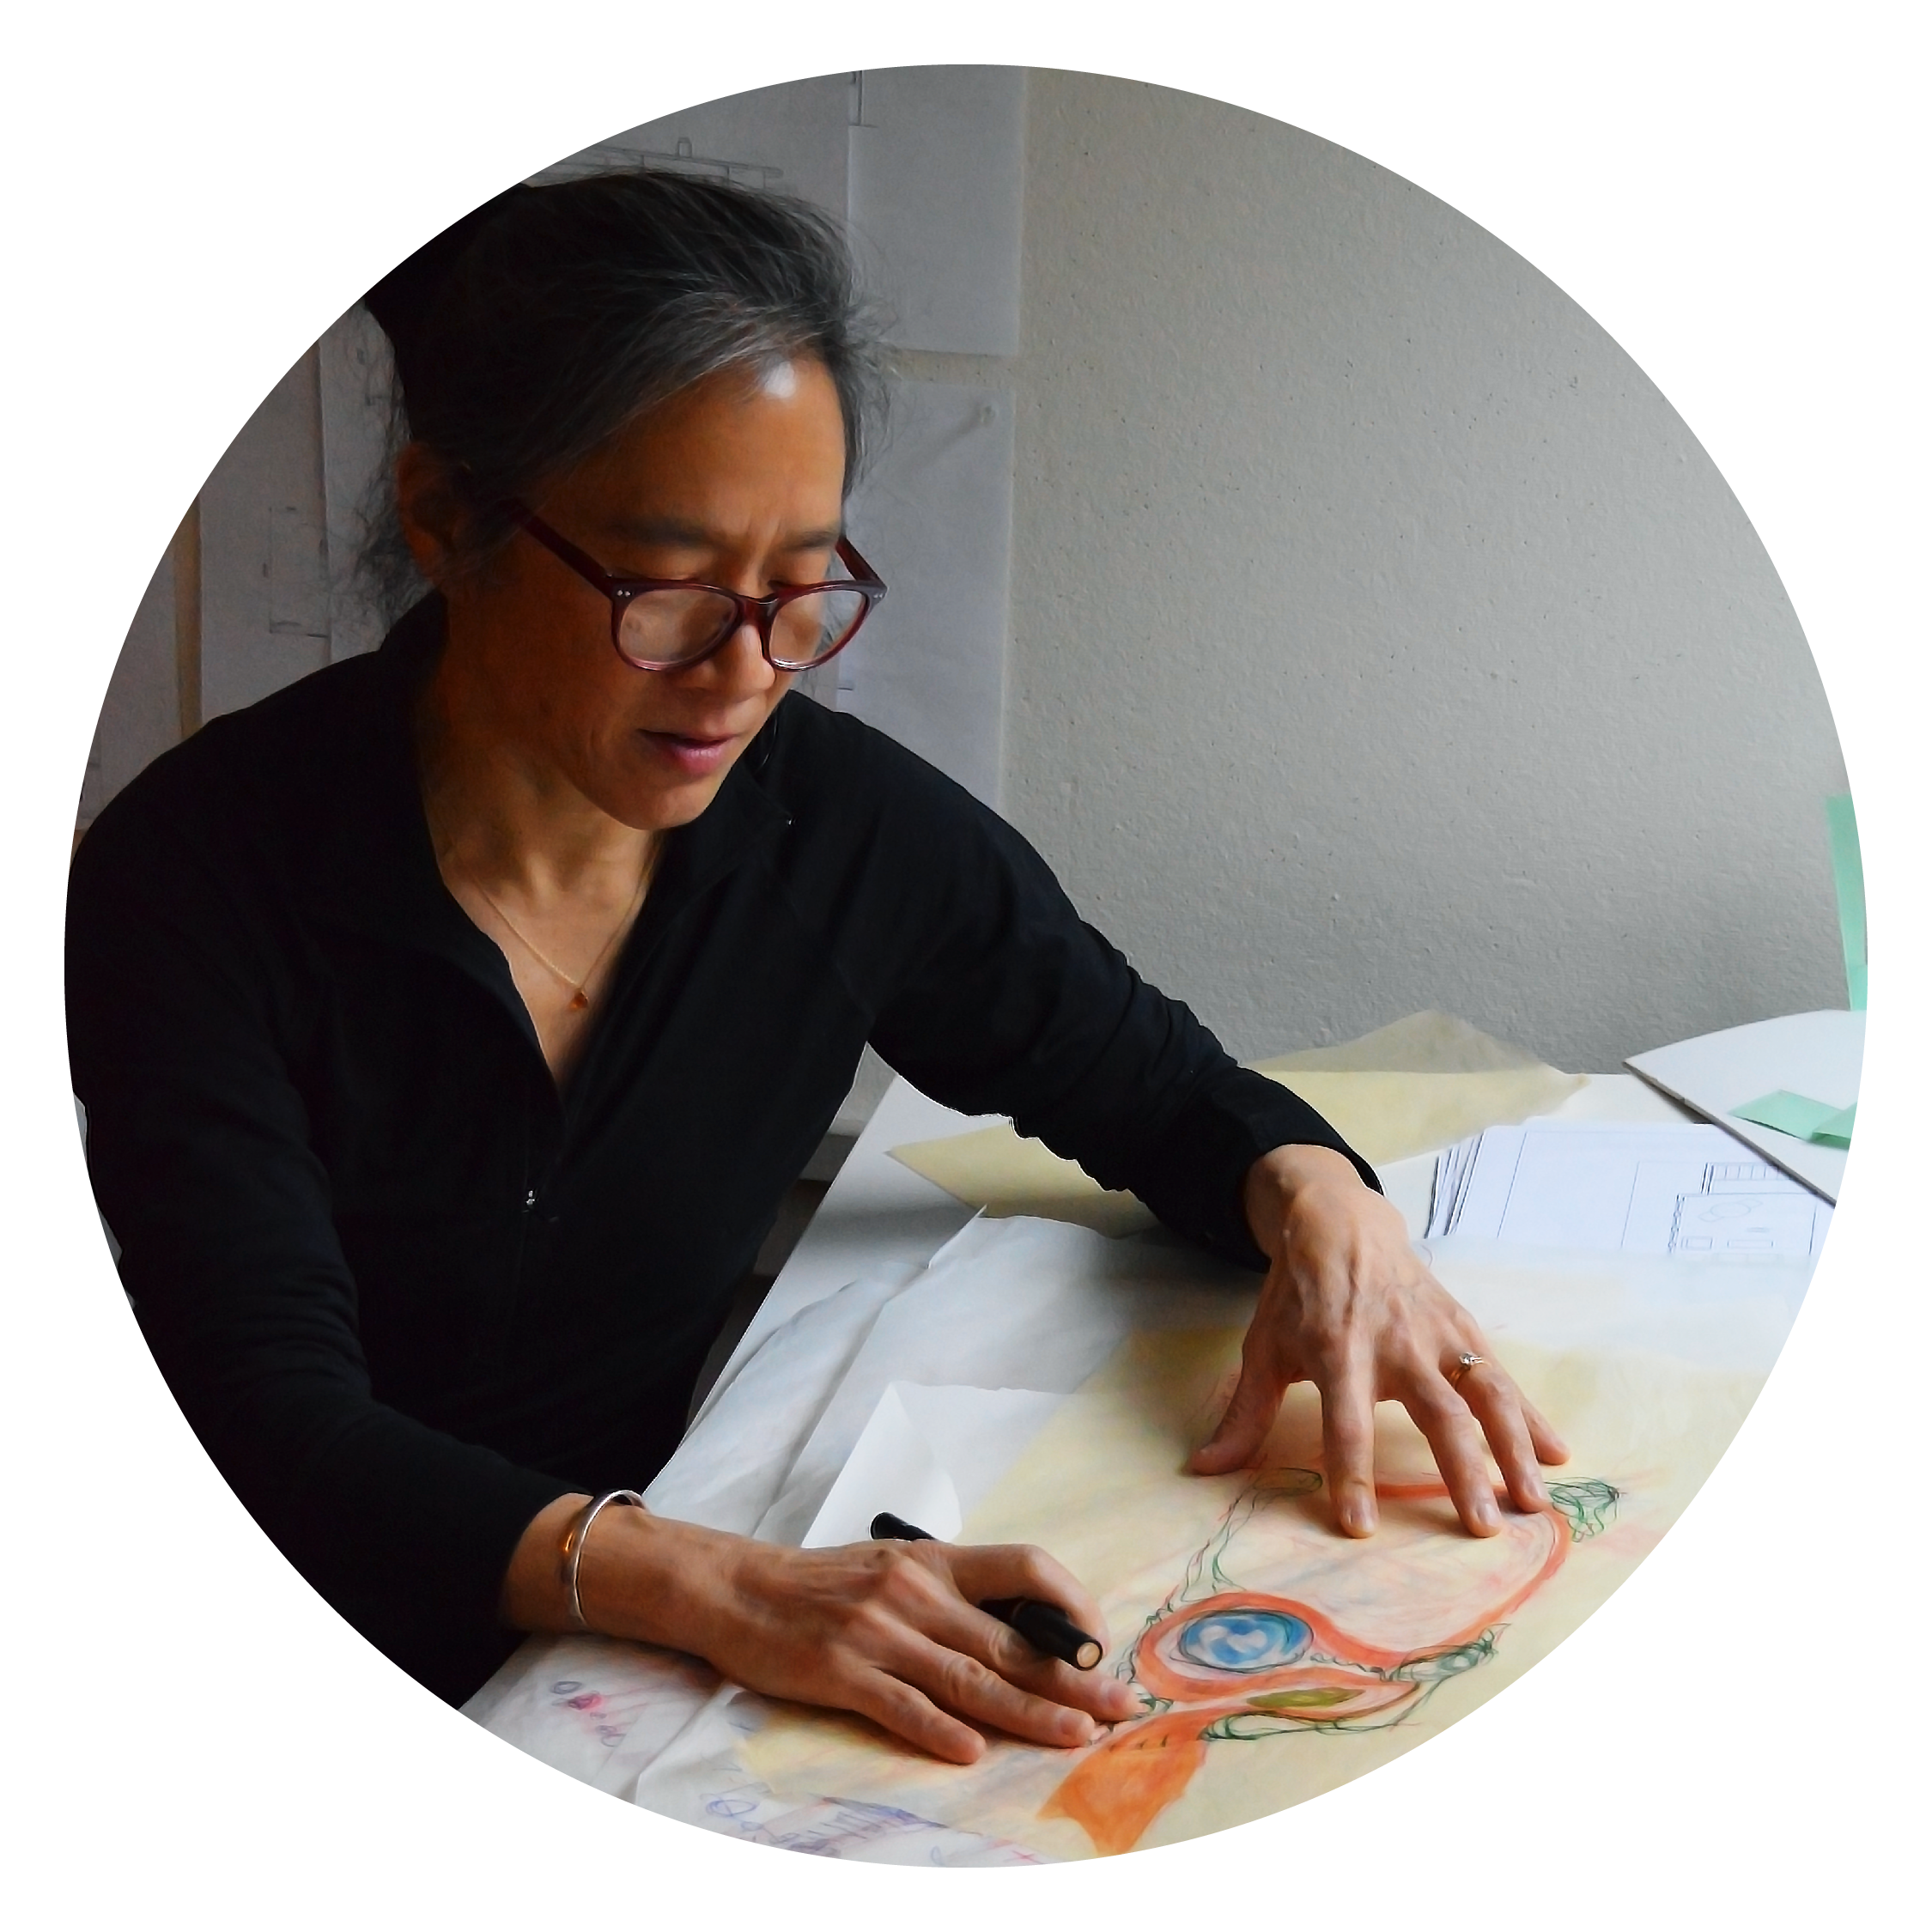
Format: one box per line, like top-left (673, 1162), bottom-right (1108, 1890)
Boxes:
top-left (1427, 1120), bottom-right (1833, 1260)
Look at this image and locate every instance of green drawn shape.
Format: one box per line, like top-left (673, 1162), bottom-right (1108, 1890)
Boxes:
top-left (1826, 793), bottom-right (1866, 1011)
top-left (1547, 1479), bottom-right (1620, 1542)
top-left (1731, 1090), bottom-right (1856, 1147)
top-left (1246, 1688), bottom-right (1360, 1710)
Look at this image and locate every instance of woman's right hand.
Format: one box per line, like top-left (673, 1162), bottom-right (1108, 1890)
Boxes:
top-left (504, 1498), bottom-right (1139, 1764)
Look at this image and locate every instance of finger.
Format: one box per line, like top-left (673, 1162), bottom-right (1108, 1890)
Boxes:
top-left (893, 1629), bottom-right (1112, 1749)
top-left (917, 1586), bottom-right (1140, 1724)
top-left (924, 1543), bottom-right (1137, 1721)
top-left (945, 1540), bottom-right (1109, 1652)
top-left (1405, 1379), bottom-right (1504, 1535)
top-left (1188, 1351), bottom-right (1289, 1476)
top-left (846, 1667), bottom-right (989, 1765)
top-left (1521, 1392), bottom-right (1571, 1466)
top-left (1457, 1367), bottom-right (1550, 1515)
top-left (1318, 1351), bottom-right (1380, 1536)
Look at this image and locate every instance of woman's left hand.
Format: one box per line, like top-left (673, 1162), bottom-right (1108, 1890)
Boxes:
top-left (1188, 1144), bottom-right (1569, 1536)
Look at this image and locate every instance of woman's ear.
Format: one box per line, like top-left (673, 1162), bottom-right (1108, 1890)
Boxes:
top-left (394, 442), bottom-right (469, 586)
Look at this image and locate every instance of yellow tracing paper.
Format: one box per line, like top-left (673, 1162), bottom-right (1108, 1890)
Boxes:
top-left (890, 1063), bottom-right (1585, 1233)
top-left (734, 1327), bottom-right (1758, 1857)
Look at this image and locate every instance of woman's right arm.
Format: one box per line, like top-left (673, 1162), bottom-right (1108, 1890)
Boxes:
top-left (68, 781), bottom-right (1133, 1745)
top-left (501, 1499), bottom-right (1138, 1763)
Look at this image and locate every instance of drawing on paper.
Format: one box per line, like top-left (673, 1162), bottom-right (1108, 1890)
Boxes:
top-left (1429, 1122), bottom-right (1832, 1257)
top-left (697, 1323), bottom-right (1765, 1862)
top-left (1666, 1166), bottom-right (1822, 1256)
top-left (1039, 1466), bottom-right (1619, 1854)
top-left (547, 1675), bottom-right (665, 1757)
top-left (697, 1783), bottom-right (1044, 1864)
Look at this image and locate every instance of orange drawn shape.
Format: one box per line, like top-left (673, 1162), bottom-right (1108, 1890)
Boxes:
top-left (1040, 1712), bottom-right (1208, 1856)
top-left (1040, 1489), bottom-right (1582, 1853)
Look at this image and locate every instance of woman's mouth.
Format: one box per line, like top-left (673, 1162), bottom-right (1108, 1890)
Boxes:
top-left (637, 728), bottom-right (739, 776)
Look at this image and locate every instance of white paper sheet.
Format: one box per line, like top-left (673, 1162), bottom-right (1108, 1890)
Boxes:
top-left (838, 380), bottom-right (1015, 807)
top-left (1428, 1120), bottom-right (1832, 1260)
top-left (750, 1218), bottom-right (1256, 1548)
top-left (1625, 1009), bottom-right (1863, 1201)
top-left (803, 1383), bottom-right (1068, 1548)
top-left (542, 71), bottom-right (854, 216)
top-left (642, 1267), bottom-right (922, 1537)
top-left (847, 67), bottom-right (1025, 355)
top-left (805, 1382), bottom-right (964, 1545)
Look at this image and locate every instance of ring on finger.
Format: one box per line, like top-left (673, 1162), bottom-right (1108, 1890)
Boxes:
top-left (1446, 1351), bottom-right (1487, 1390)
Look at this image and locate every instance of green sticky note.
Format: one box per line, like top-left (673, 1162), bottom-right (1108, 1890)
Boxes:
top-left (1825, 793), bottom-right (1866, 1011)
top-left (1732, 1091), bottom-right (1855, 1146)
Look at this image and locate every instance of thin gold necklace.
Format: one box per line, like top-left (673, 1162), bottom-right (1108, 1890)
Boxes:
top-left (463, 845), bottom-right (656, 1013)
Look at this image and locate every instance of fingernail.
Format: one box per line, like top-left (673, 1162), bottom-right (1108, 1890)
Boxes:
top-left (1340, 1494), bottom-right (1376, 1535)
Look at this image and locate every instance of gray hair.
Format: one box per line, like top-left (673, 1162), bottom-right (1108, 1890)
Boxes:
top-left (357, 167), bottom-right (890, 619)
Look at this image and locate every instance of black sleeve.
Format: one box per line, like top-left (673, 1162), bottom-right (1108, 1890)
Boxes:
top-left (845, 732), bottom-right (1381, 1271)
top-left (64, 793), bottom-right (571, 1705)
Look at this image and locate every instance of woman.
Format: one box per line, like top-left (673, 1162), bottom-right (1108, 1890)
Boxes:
top-left (66, 170), bottom-right (1565, 1765)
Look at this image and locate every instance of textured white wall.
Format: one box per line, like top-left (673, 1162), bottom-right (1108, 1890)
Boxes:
top-left (999, 74), bottom-right (1847, 1072)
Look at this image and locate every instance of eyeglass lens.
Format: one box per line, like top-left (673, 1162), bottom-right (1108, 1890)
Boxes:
top-left (617, 585), bottom-right (872, 670)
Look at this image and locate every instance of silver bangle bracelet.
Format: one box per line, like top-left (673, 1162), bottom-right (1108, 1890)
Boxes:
top-left (559, 1489), bottom-right (647, 1632)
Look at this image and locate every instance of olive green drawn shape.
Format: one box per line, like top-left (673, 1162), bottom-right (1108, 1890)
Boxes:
top-left (1826, 793), bottom-right (1866, 1012)
top-left (1245, 1688), bottom-right (1361, 1710)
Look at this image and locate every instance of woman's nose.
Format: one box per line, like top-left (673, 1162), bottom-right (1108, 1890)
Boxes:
top-left (690, 616), bottom-right (783, 696)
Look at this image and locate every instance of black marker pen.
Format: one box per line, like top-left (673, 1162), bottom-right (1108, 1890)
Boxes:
top-left (870, 1510), bottom-right (1105, 1670)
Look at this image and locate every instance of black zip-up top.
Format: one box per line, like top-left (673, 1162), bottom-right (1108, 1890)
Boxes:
top-left (64, 595), bottom-right (1376, 1705)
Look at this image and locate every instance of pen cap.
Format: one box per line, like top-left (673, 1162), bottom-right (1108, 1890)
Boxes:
top-left (995, 1598), bottom-right (1105, 1671)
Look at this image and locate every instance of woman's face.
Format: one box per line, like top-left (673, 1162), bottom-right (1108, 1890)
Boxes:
top-left (414, 355), bottom-right (849, 830)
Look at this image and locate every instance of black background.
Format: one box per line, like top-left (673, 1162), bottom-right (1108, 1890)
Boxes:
top-left (49, 64), bottom-right (1855, 1886)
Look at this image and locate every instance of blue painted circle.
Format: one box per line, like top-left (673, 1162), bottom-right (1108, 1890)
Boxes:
top-left (1176, 1609), bottom-right (1312, 1673)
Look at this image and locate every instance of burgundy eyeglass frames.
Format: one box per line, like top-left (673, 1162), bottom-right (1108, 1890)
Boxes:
top-left (505, 501), bottom-right (887, 675)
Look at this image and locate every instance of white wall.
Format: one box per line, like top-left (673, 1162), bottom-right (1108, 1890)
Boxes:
top-left (997, 73), bottom-right (1846, 1072)
top-left (80, 67), bottom-right (1848, 1077)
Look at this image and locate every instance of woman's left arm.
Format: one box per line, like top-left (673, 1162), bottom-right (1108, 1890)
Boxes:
top-left (1188, 1144), bottom-right (1570, 1534)
top-left (831, 720), bottom-right (1563, 1534)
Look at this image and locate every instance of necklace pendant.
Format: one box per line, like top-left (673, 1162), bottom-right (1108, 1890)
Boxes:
top-left (568, 989), bottom-right (590, 1012)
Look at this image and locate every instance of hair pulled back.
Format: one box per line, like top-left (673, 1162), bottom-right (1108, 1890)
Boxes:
top-left (358, 168), bottom-right (887, 612)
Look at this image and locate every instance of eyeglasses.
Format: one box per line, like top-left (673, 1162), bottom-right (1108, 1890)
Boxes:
top-left (505, 501), bottom-right (886, 673)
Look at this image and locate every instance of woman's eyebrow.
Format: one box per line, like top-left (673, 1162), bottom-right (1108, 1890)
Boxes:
top-left (604, 513), bottom-right (846, 552)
